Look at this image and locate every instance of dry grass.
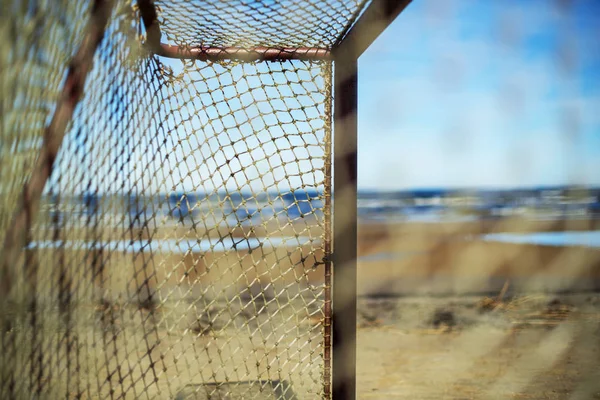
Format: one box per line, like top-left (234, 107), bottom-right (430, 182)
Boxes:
top-left (6, 216), bottom-right (600, 398)
top-left (4, 221), bottom-right (327, 399)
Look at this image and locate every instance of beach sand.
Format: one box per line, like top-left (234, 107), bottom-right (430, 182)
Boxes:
top-left (3, 217), bottom-right (600, 399)
top-left (355, 217), bottom-right (600, 399)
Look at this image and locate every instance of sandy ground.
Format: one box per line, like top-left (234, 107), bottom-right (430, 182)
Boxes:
top-left (5, 290), bottom-right (600, 399)
top-left (4, 217), bottom-right (600, 399)
top-left (356, 293), bottom-right (600, 399)
top-left (353, 218), bottom-right (600, 400)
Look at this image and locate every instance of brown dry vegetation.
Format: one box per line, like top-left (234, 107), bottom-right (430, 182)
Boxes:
top-left (354, 217), bottom-right (600, 399)
top-left (358, 218), bottom-right (600, 296)
top-left (6, 217), bottom-right (600, 399)
top-left (5, 240), bottom-right (326, 399)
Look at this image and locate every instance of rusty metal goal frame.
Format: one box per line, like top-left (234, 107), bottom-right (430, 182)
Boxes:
top-left (1, 1), bottom-right (411, 399)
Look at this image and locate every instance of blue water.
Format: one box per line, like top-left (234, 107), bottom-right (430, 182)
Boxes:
top-left (481, 231), bottom-right (600, 248)
top-left (358, 251), bottom-right (424, 262)
top-left (28, 236), bottom-right (318, 254)
top-left (358, 232), bottom-right (600, 263)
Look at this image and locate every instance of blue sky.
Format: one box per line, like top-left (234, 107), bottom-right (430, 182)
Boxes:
top-left (358, 0), bottom-right (600, 190)
top-left (53, 0), bottom-right (599, 195)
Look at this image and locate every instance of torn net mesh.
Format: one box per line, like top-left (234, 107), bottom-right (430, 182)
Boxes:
top-left (1, 1), bottom-right (335, 398)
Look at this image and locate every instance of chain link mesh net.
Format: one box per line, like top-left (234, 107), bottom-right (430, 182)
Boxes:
top-left (5, 0), bottom-right (599, 399)
top-left (0, 0), bottom-right (372, 398)
top-left (153, 0), bottom-right (364, 49)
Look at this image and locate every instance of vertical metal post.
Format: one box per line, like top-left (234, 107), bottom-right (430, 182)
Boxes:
top-left (329, 2), bottom-right (411, 396)
top-left (332, 51), bottom-right (358, 400)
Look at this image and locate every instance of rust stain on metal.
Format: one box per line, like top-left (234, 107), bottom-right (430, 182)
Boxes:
top-left (154, 44), bottom-right (331, 62)
top-left (137, 0), bottom-right (330, 62)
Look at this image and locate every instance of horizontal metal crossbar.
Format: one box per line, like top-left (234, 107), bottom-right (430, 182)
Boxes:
top-left (139, 0), bottom-right (411, 63)
top-left (138, 0), bottom-right (330, 61)
top-left (153, 44), bottom-right (331, 62)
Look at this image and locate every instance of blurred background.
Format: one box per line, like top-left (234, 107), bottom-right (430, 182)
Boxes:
top-left (356, 0), bottom-right (600, 295)
top-left (355, 1), bottom-right (600, 398)
top-left (3, 0), bottom-right (600, 398)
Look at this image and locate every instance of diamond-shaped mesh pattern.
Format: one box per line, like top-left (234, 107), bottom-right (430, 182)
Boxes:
top-left (1, 0), bottom-right (336, 398)
top-left (0, 0), bottom-right (91, 249)
top-left (154, 0), bottom-right (365, 49)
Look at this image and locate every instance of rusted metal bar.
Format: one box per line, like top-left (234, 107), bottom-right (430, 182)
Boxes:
top-left (332, 49), bottom-right (358, 400)
top-left (137, 0), bottom-right (331, 62)
top-left (0, 0), bottom-right (115, 296)
top-left (327, 3), bottom-right (412, 398)
top-left (334, 0), bottom-right (412, 59)
top-left (154, 44), bottom-right (331, 62)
